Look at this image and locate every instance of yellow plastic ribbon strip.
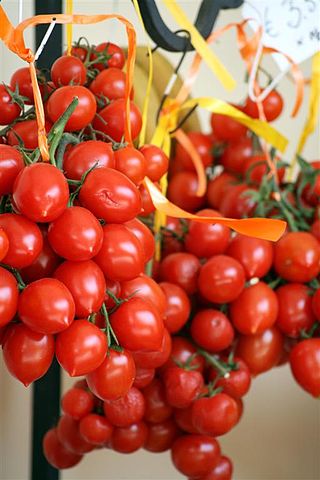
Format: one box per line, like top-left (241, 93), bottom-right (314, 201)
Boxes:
top-left (66, 0), bottom-right (73, 55)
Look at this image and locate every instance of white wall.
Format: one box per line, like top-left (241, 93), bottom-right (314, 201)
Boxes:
top-left (0, 1), bottom-right (319, 480)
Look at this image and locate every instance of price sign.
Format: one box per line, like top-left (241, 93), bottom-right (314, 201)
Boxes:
top-left (242, 0), bottom-right (320, 71)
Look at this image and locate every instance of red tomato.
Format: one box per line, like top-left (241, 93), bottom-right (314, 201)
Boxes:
top-left (163, 366), bottom-right (204, 409)
top-left (79, 167), bottom-right (141, 223)
top-left (160, 252), bottom-right (201, 295)
top-left (86, 348), bottom-right (135, 401)
top-left (198, 255), bottom-right (245, 304)
top-left (61, 387), bottom-right (94, 420)
top-left (138, 181), bottom-right (158, 216)
top-left (244, 90), bottom-right (283, 122)
top-left (311, 219), bottom-right (320, 242)
top-left (110, 421), bottom-right (148, 453)
top-left (274, 232), bottom-right (320, 282)
top-left (20, 231), bottom-right (60, 283)
top-left (47, 85), bottom-right (96, 131)
top-left (301, 161), bottom-right (320, 206)
top-left (144, 418), bottom-right (180, 453)
top-left (167, 171), bottom-right (206, 212)
top-left (0, 228), bottom-right (9, 261)
top-left (124, 218), bottom-right (155, 263)
top-left (276, 284), bottom-right (316, 337)
top-left (220, 137), bottom-right (253, 174)
top-left (226, 234), bottom-right (273, 279)
top-left (57, 415), bottom-right (94, 454)
top-left (94, 224), bottom-right (144, 282)
top-left (206, 172), bottom-right (237, 210)
top-left (67, 46), bottom-right (88, 62)
top-left (139, 144), bottom-right (169, 182)
top-left (185, 209), bottom-right (230, 258)
top-left (121, 274), bottom-right (166, 317)
top-left (56, 319), bottom-right (107, 376)
top-left (51, 56), bottom-right (87, 86)
top-left (7, 119), bottom-right (51, 149)
top-left (313, 289), bottom-right (320, 320)
top-left (79, 414), bottom-right (113, 445)
top-left (242, 154), bottom-right (285, 184)
top-left (174, 406), bottom-right (198, 434)
top-left (0, 267), bottom-right (19, 327)
top-left (289, 338), bottom-right (320, 397)
top-left (194, 455), bottom-right (233, 480)
top-left (162, 337), bottom-right (205, 374)
top-left (3, 323), bottom-right (54, 386)
top-left (175, 132), bottom-right (213, 171)
top-left (0, 213), bottom-right (43, 268)
top-left (91, 42), bottom-right (125, 71)
top-left (43, 428), bottom-right (82, 469)
top-left (10, 67), bottom-right (34, 104)
top-left (90, 68), bottom-right (126, 101)
top-left (161, 216), bottom-right (186, 257)
top-left (171, 434), bottom-right (221, 478)
top-left (219, 184), bottom-right (256, 219)
top-left (114, 146), bottom-right (147, 185)
top-left (159, 282), bottom-right (191, 334)
top-left (131, 328), bottom-right (172, 369)
top-left (143, 378), bottom-right (173, 424)
top-left (208, 357), bottom-right (251, 399)
top-left (133, 367), bottom-right (155, 389)
top-left (190, 309), bottom-right (234, 352)
top-left (13, 163), bottom-right (69, 223)
top-left (18, 278), bottom-right (75, 334)
top-left (192, 393), bottom-right (239, 436)
top-left (93, 99), bottom-right (142, 142)
top-left (0, 145), bottom-right (24, 196)
top-left (103, 387), bottom-right (145, 427)
top-left (0, 85), bottom-right (21, 125)
top-left (211, 106), bottom-right (247, 142)
top-left (63, 140), bottom-right (115, 180)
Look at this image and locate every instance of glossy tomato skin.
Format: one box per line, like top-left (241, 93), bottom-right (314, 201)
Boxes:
top-left (63, 140), bottom-right (115, 180)
top-left (86, 348), bottom-right (136, 401)
top-left (226, 234), bottom-right (273, 279)
top-left (289, 338), bottom-right (320, 397)
top-left (79, 167), bottom-right (141, 223)
top-left (61, 387), bottom-right (94, 420)
top-left (3, 323), bottom-right (54, 386)
top-left (0, 267), bottom-right (19, 327)
top-left (162, 337), bottom-right (205, 374)
top-left (110, 421), bottom-right (148, 453)
top-left (103, 387), bottom-right (145, 427)
top-left (0, 85), bottom-right (21, 125)
top-left (10, 67), bottom-right (34, 103)
top-left (219, 184), bottom-right (256, 219)
top-left (57, 415), bottom-right (94, 455)
top-left (93, 99), bottom-right (142, 142)
top-left (13, 163), bottom-right (69, 223)
top-left (163, 367), bottom-right (204, 409)
top-left (0, 145), bottom-right (24, 196)
top-left (175, 132), bottom-right (213, 171)
top-left (276, 284), bottom-right (316, 337)
top-left (211, 108), bottom-right (247, 142)
top-left (167, 171), bottom-right (206, 212)
top-left (144, 418), bottom-right (181, 453)
top-left (143, 378), bottom-right (173, 424)
top-left (244, 90), bottom-right (283, 122)
top-left (7, 119), bottom-right (51, 149)
top-left (174, 405), bottom-right (198, 434)
top-left (139, 144), bottom-right (169, 182)
top-left (301, 160), bottom-right (320, 206)
top-left (43, 428), bottom-right (83, 469)
top-left (94, 224), bottom-right (144, 282)
top-left (120, 274), bottom-right (167, 317)
top-left (90, 68), bottom-right (126, 101)
top-left (192, 394), bottom-right (239, 436)
top-left (313, 289), bottom-right (320, 320)
top-left (0, 214), bottom-right (43, 268)
top-left (0, 228), bottom-right (9, 261)
top-left (133, 367), bottom-right (155, 389)
top-left (274, 232), bottom-right (320, 282)
top-left (56, 319), bottom-right (107, 376)
top-left (160, 252), bottom-right (201, 295)
top-left (190, 309), bottom-right (234, 352)
top-left (138, 181), bottom-right (158, 216)
top-left (206, 172), bottom-right (236, 210)
top-left (194, 455), bottom-right (233, 480)
top-left (220, 137), bottom-right (252, 174)
top-left (79, 414), bottom-right (113, 445)
top-left (171, 434), bottom-right (221, 478)
top-left (51, 56), bottom-right (87, 86)
top-left (131, 328), bottom-right (172, 369)
top-left (124, 218), bottom-right (155, 262)
top-left (242, 154), bottom-right (285, 184)
top-left (209, 357), bottom-right (251, 399)
top-left (91, 42), bottom-right (125, 70)
top-left (159, 282), bottom-right (191, 334)
top-left (18, 278), bottom-right (75, 334)
top-left (114, 146), bottom-right (147, 185)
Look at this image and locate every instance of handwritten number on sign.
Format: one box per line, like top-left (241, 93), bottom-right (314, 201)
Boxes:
top-left (304, 0), bottom-right (316, 13)
top-left (264, 6), bottom-right (279, 38)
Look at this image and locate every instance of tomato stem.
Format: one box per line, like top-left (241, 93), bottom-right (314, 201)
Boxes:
top-left (100, 303), bottom-right (119, 347)
top-left (197, 349), bottom-right (230, 378)
top-left (0, 262), bottom-right (26, 290)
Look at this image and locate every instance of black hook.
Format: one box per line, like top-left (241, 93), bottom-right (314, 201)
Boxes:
top-left (134, 0), bottom-right (244, 52)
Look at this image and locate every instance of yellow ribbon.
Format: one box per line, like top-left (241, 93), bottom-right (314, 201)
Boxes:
top-left (66, 0), bottom-right (73, 55)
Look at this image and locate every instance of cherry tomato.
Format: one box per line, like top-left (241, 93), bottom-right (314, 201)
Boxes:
top-left (244, 90), bottom-right (283, 122)
top-left (226, 234), bottom-right (273, 279)
top-left (63, 140), bottom-right (115, 180)
top-left (276, 284), bottom-right (316, 337)
top-left (175, 132), bottom-right (213, 171)
top-left (219, 184), bottom-right (256, 219)
top-left (121, 274), bottom-right (166, 317)
top-left (124, 218), bottom-right (155, 263)
top-left (198, 255), bottom-right (245, 304)
top-left (159, 282), bottom-right (191, 334)
top-left (90, 68), bottom-right (126, 101)
top-left (61, 387), bottom-right (94, 420)
top-left (0, 145), bottom-right (24, 196)
top-left (167, 171), bottom-right (206, 212)
top-left (274, 232), bottom-right (320, 282)
top-left (311, 219), bottom-right (320, 242)
top-left (174, 406), bottom-right (198, 434)
top-left (18, 278), bottom-right (75, 334)
top-left (131, 328), bottom-right (172, 370)
top-left (160, 252), bottom-right (201, 295)
top-left (289, 338), bottom-right (320, 397)
top-left (79, 414), bottom-right (113, 445)
top-left (138, 181), bottom-right (158, 216)
top-left (242, 154), bottom-right (285, 184)
top-left (93, 99), bottom-right (142, 142)
top-left (20, 230), bottom-right (60, 283)
top-left (133, 367), bottom-right (155, 389)
top-left (190, 309), bottom-right (234, 352)
top-left (211, 106), bottom-right (247, 142)
top-left (7, 119), bottom-right (51, 149)
top-left (143, 378), bottom-right (173, 424)
top-left (0, 85), bottom-right (21, 125)
top-left (0, 228), bottom-right (9, 261)
top-left (144, 418), bottom-right (180, 453)
top-left (67, 45), bottom-right (88, 62)
top-left (103, 387), bottom-right (145, 427)
top-left (220, 137), bottom-right (253, 174)
top-left (86, 348), bottom-right (136, 401)
top-left (161, 216), bottom-right (186, 257)
top-left (0, 267), bottom-right (19, 328)
top-left (43, 428), bottom-right (82, 469)
top-left (57, 415), bottom-right (94, 454)
top-left (194, 455), bottom-right (233, 480)
top-left (192, 393), bottom-right (239, 436)
top-left (206, 172), bottom-right (237, 210)
top-left (171, 434), bottom-right (221, 478)
top-left (114, 146), bottom-right (147, 185)
top-left (163, 366), bottom-right (204, 409)
top-left (47, 85), bottom-right (96, 131)
top-left (162, 337), bottom-right (205, 374)
top-left (301, 160), bottom-right (320, 206)
top-left (91, 42), bottom-right (125, 71)
top-left (139, 144), bottom-right (169, 182)
top-left (10, 67), bottom-right (34, 104)
top-left (209, 357), bottom-right (251, 399)
top-left (51, 55), bottom-right (87, 86)
top-left (110, 421), bottom-right (148, 453)
top-left (79, 167), bottom-right (141, 223)
top-left (3, 323), bottom-right (54, 386)
top-left (312, 289), bottom-right (320, 320)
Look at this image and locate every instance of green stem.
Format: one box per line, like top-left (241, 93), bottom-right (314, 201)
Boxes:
top-left (100, 303), bottom-right (119, 347)
top-left (56, 133), bottom-right (80, 170)
top-left (197, 349), bottom-right (230, 378)
top-left (0, 263), bottom-right (26, 290)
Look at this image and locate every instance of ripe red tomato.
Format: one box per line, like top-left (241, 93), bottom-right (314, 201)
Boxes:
top-left (79, 167), bottom-right (141, 223)
top-left (131, 327), bottom-right (172, 370)
top-left (66, 46), bottom-right (87, 61)
top-left (226, 234), bottom-right (273, 279)
top-left (86, 348), bottom-right (136, 401)
top-left (276, 284), bottom-right (316, 337)
top-left (171, 434), bottom-right (221, 478)
top-left (103, 387), bottom-right (145, 427)
top-left (43, 428), bottom-right (83, 469)
top-left (208, 357), bottom-right (251, 399)
top-left (301, 160), bottom-right (320, 206)
top-left (289, 338), bottom-right (320, 397)
top-left (143, 378), bottom-right (173, 424)
top-left (79, 414), bottom-right (113, 445)
top-left (20, 230), bottom-right (60, 283)
top-left (161, 216), bottom-right (186, 256)
top-left (121, 274), bottom-right (166, 317)
top-left (194, 455), bottom-right (233, 480)
top-left (7, 119), bottom-right (51, 149)
top-left (110, 421), bottom-right (148, 453)
top-left (244, 90), bottom-right (283, 122)
top-left (138, 181), bottom-right (158, 216)
top-left (311, 219), bottom-right (320, 242)
top-left (159, 282), bottom-right (191, 334)
top-left (144, 418), bottom-right (180, 453)
top-left (139, 144), bottom-right (169, 182)
top-left (174, 405), bottom-right (198, 434)
top-left (206, 172), bottom-right (236, 210)
top-left (51, 55), bottom-right (87, 86)
top-left (13, 163), bottom-right (69, 223)
top-left (0, 85), bottom-right (21, 125)
top-left (133, 366), bottom-right (155, 389)
top-left (175, 132), bottom-right (213, 171)
top-left (162, 337), bottom-right (205, 374)
top-left (61, 387), bottom-right (94, 420)
top-left (0, 228), bottom-right (9, 261)
top-left (0, 145), bottom-right (24, 196)
top-left (167, 171), bottom-right (206, 212)
top-left (114, 146), bottom-right (147, 185)
top-left (63, 140), bottom-right (115, 180)
top-left (47, 86), bottom-right (96, 131)
top-left (211, 107), bottom-right (247, 143)
top-left (220, 137), bottom-right (253, 174)
top-left (160, 252), bottom-right (201, 295)
top-left (18, 278), bottom-right (75, 334)
top-left (57, 415), bottom-right (94, 454)
top-left (198, 255), bottom-right (245, 303)
top-left (274, 232), bottom-right (320, 282)
top-left (0, 267), bottom-right (19, 327)
top-left (190, 309), bottom-right (234, 352)
top-left (219, 184), bottom-right (256, 219)
top-left (93, 99), bottom-right (142, 142)
top-left (3, 323), bottom-right (54, 385)
top-left (163, 366), bottom-right (204, 409)
top-left (124, 218), bottom-right (155, 262)
top-left (10, 67), bottom-right (34, 103)
top-left (90, 68), bottom-right (126, 101)
top-left (192, 393), bottom-right (239, 436)
top-left (313, 288), bottom-right (320, 320)
top-left (91, 42), bottom-right (125, 70)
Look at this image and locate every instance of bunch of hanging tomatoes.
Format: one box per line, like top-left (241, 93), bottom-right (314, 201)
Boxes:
top-left (0, 36), bottom-right (319, 480)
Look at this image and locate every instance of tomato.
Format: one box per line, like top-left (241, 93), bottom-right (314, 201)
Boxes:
top-left (190, 309), bottom-right (234, 352)
top-left (276, 284), bottom-right (316, 337)
top-left (167, 171), bottom-right (206, 212)
top-left (51, 55), bottom-right (87, 86)
top-left (0, 145), bottom-right (24, 196)
top-left (61, 387), bottom-right (94, 420)
top-left (206, 172), bottom-right (237, 210)
top-left (90, 68), bottom-right (126, 101)
top-left (0, 85), bottom-right (21, 125)
top-left (21, 230), bottom-right (60, 283)
top-left (226, 234), bottom-right (273, 279)
top-left (175, 132), bottom-right (213, 171)
top-left (209, 357), bottom-right (251, 399)
top-left (143, 378), bottom-right (173, 424)
top-left (0, 213), bottom-right (43, 268)
top-left (161, 216), bottom-right (186, 257)
top-left (131, 328), bottom-right (172, 369)
top-left (3, 323), bottom-right (54, 385)
top-left (0, 267), bottom-right (19, 328)
top-left (110, 421), bottom-right (148, 453)
top-left (194, 455), bottom-right (233, 480)
top-left (79, 414), bottom-right (113, 445)
top-left (311, 219), bottom-right (320, 242)
top-left (86, 348), bottom-right (135, 401)
top-left (198, 255), bottom-right (245, 304)
top-left (103, 387), bottom-right (145, 427)
top-left (145, 418), bottom-right (180, 453)
top-left (244, 90), bottom-right (283, 122)
top-left (313, 289), bottom-right (320, 320)
top-left (10, 67), bottom-right (34, 104)
top-left (185, 209), bottom-right (230, 258)
top-left (48, 206), bottom-right (103, 261)
top-left (160, 252), bottom-right (201, 295)
top-left (104, 278), bottom-right (121, 309)
top-left (93, 99), bottom-right (142, 142)
top-left (79, 167), bottom-right (141, 223)
top-left (54, 260), bottom-right (106, 318)
top-left (121, 274), bottom-right (166, 317)
top-left (163, 366), bottom-right (204, 409)
top-left (114, 146), bottom-right (147, 185)
top-left (289, 338), bottom-right (320, 397)
top-left (220, 137), bottom-right (253, 174)
top-left (91, 42), bottom-right (125, 70)
top-left (133, 367), bottom-right (155, 389)
top-left (7, 119), bottom-right (51, 149)
top-left (57, 415), bottom-right (94, 454)
top-left (63, 140), bottom-right (115, 180)
top-left (219, 184), bottom-right (256, 219)
top-left (43, 428), bottom-right (83, 469)
top-left (236, 326), bottom-right (284, 375)
top-left (211, 107), bottom-right (247, 142)
top-left (67, 45), bottom-right (87, 62)
top-left (138, 181), bottom-right (157, 216)
top-left (162, 337), bottom-right (205, 374)
top-left (171, 434), bottom-right (221, 478)
top-left (18, 278), bottom-right (75, 334)
top-left (94, 224), bottom-right (144, 282)
top-left (13, 163), bottom-right (69, 223)
top-left (139, 144), bottom-right (169, 182)
top-left (47, 85), bottom-right (96, 131)
top-left (0, 228), bottom-right (9, 261)
top-left (174, 405), bottom-right (198, 434)
top-left (192, 393), bottom-right (239, 436)
top-left (124, 218), bottom-right (155, 263)
top-left (301, 161), bottom-right (320, 206)
top-left (159, 282), bottom-right (191, 334)
top-left (274, 232), bottom-right (320, 283)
